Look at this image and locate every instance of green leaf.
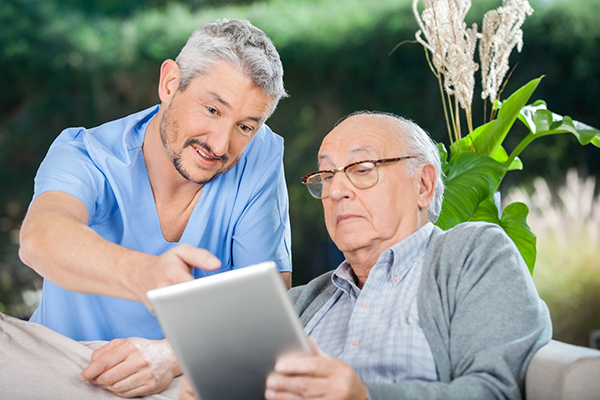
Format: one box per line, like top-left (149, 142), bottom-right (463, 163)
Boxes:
top-left (472, 199), bottom-right (537, 274)
top-left (435, 152), bottom-right (507, 230)
top-left (499, 202), bottom-right (537, 275)
top-left (450, 76), bottom-right (543, 158)
top-left (473, 197), bottom-right (500, 224)
top-left (489, 145), bottom-right (523, 171)
top-left (518, 102), bottom-right (600, 147)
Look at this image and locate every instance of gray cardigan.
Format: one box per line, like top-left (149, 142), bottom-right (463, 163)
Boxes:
top-left (289, 222), bottom-right (552, 400)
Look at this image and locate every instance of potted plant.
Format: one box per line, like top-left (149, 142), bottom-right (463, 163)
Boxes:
top-left (401, 0), bottom-right (600, 273)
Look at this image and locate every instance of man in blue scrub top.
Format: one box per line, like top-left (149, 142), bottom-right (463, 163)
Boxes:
top-left (18, 19), bottom-right (291, 397)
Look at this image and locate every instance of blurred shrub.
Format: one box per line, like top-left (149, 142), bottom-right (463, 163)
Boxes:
top-left (0, 0), bottom-right (599, 312)
top-left (505, 170), bottom-right (600, 346)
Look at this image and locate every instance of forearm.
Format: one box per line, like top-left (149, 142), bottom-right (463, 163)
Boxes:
top-left (19, 199), bottom-right (152, 302)
top-left (365, 378), bottom-right (500, 400)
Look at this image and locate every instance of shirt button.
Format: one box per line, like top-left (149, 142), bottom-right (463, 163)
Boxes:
top-left (393, 275), bottom-right (400, 282)
top-left (362, 301), bottom-right (370, 309)
top-left (352, 339), bottom-right (360, 346)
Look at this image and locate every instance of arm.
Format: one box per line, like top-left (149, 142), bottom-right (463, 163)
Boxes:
top-left (19, 191), bottom-right (221, 305)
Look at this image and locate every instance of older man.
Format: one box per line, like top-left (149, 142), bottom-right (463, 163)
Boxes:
top-left (261, 111), bottom-right (552, 400)
top-left (15, 19), bottom-right (291, 398)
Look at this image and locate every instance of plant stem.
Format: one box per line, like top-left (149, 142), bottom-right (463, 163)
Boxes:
top-left (437, 74), bottom-right (453, 144)
top-left (466, 108), bottom-right (474, 134)
top-left (454, 96), bottom-right (461, 141)
top-left (483, 99), bottom-right (488, 124)
top-left (505, 134), bottom-right (535, 169)
top-left (446, 91), bottom-right (458, 142)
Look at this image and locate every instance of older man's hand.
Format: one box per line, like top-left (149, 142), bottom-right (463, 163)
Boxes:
top-left (264, 341), bottom-right (368, 400)
top-left (81, 337), bottom-right (181, 398)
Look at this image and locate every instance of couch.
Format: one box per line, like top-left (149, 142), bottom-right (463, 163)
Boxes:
top-left (526, 340), bottom-right (600, 400)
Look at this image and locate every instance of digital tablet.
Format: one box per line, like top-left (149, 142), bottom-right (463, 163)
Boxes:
top-left (146, 261), bottom-right (312, 400)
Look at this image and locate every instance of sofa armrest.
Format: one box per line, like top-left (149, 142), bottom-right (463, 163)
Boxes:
top-left (526, 339), bottom-right (600, 400)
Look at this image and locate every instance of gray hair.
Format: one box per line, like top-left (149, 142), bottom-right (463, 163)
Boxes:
top-left (337, 111), bottom-right (445, 222)
top-left (175, 19), bottom-right (287, 113)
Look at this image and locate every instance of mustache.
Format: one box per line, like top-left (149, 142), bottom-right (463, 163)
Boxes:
top-left (185, 138), bottom-right (229, 164)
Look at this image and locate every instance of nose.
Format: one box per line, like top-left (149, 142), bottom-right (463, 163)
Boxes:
top-left (205, 123), bottom-right (232, 157)
top-left (326, 171), bottom-right (354, 201)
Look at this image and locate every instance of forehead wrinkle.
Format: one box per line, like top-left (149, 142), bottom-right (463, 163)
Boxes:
top-left (318, 144), bottom-right (379, 169)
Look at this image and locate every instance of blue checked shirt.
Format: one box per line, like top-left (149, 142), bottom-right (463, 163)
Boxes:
top-left (305, 222), bottom-right (438, 383)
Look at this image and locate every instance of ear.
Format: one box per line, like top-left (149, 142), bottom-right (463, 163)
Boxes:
top-left (417, 163), bottom-right (436, 210)
top-left (158, 59), bottom-right (180, 104)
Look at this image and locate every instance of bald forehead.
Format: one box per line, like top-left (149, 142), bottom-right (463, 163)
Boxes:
top-left (319, 114), bottom-right (406, 161)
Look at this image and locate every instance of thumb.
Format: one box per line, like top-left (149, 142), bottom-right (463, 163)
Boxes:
top-left (174, 244), bottom-right (221, 272)
top-left (307, 336), bottom-right (324, 356)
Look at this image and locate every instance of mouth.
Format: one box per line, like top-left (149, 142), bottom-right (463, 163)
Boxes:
top-left (192, 144), bottom-right (220, 167)
top-left (336, 213), bottom-right (362, 225)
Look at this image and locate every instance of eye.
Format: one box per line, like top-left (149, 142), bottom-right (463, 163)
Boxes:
top-left (238, 124), bottom-right (254, 135)
top-left (206, 106), bottom-right (219, 115)
top-left (352, 163), bottom-right (375, 175)
top-left (321, 173), bottom-right (334, 182)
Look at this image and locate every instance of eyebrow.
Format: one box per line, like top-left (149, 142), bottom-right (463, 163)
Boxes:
top-left (208, 91), bottom-right (264, 125)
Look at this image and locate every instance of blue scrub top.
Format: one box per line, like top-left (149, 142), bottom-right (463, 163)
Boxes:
top-left (29, 106), bottom-right (292, 341)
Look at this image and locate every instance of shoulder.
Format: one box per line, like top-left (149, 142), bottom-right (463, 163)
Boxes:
top-left (424, 222), bottom-right (525, 285)
top-left (427, 221), bottom-right (512, 257)
top-left (288, 271), bottom-right (336, 325)
top-left (423, 221), bottom-right (528, 292)
top-left (47, 106), bottom-right (158, 161)
top-left (288, 271), bottom-right (334, 302)
top-left (240, 124), bottom-right (285, 170)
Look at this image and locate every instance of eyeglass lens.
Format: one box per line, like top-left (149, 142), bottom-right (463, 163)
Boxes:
top-left (306, 162), bottom-right (377, 198)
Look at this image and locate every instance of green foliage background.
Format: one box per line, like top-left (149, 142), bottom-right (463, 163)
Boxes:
top-left (1, 0), bottom-right (599, 318)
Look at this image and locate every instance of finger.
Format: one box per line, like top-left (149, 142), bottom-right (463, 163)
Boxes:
top-left (93, 355), bottom-right (149, 386)
top-left (88, 339), bottom-right (124, 361)
top-left (307, 336), bottom-right (322, 356)
top-left (174, 245), bottom-right (221, 272)
top-left (265, 388), bottom-right (304, 400)
top-left (81, 341), bottom-right (130, 381)
top-left (274, 355), bottom-right (331, 377)
top-left (266, 372), bottom-right (327, 398)
top-left (99, 367), bottom-right (155, 397)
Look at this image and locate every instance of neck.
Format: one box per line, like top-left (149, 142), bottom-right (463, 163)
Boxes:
top-left (344, 217), bottom-right (429, 289)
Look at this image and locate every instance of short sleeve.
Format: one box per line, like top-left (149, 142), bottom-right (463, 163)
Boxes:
top-left (229, 134), bottom-right (292, 273)
top-left (33, 128), bottom-right (108, 221)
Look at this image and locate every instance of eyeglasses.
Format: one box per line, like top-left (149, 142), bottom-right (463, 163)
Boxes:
top-left (301, 156), bottom-right (415, 199)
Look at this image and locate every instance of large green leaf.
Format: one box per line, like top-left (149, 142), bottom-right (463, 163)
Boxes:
top-left (473, 199), bottom-right (537, 274)
top-left (500, 203), bottom-right (537, 275)
top-left (450, 76), bottom-right (543, 158)
top-left (435, 152), bottom-right (507, 230)
top-left (489, 145), bottom-right (523, 171)
top-left (518, 100), bottom-right (600, 147)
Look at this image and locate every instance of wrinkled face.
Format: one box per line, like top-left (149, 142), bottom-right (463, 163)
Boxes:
top-left (318, 115), bottom-right (427, 256)
top-left (159, 61), bottom-right (273, 185)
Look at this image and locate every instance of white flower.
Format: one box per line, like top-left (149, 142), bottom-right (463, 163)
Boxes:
top-left (414, 0), bottom-right (478, 123)
top-left (479, 0), bottom-right (534, 103)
